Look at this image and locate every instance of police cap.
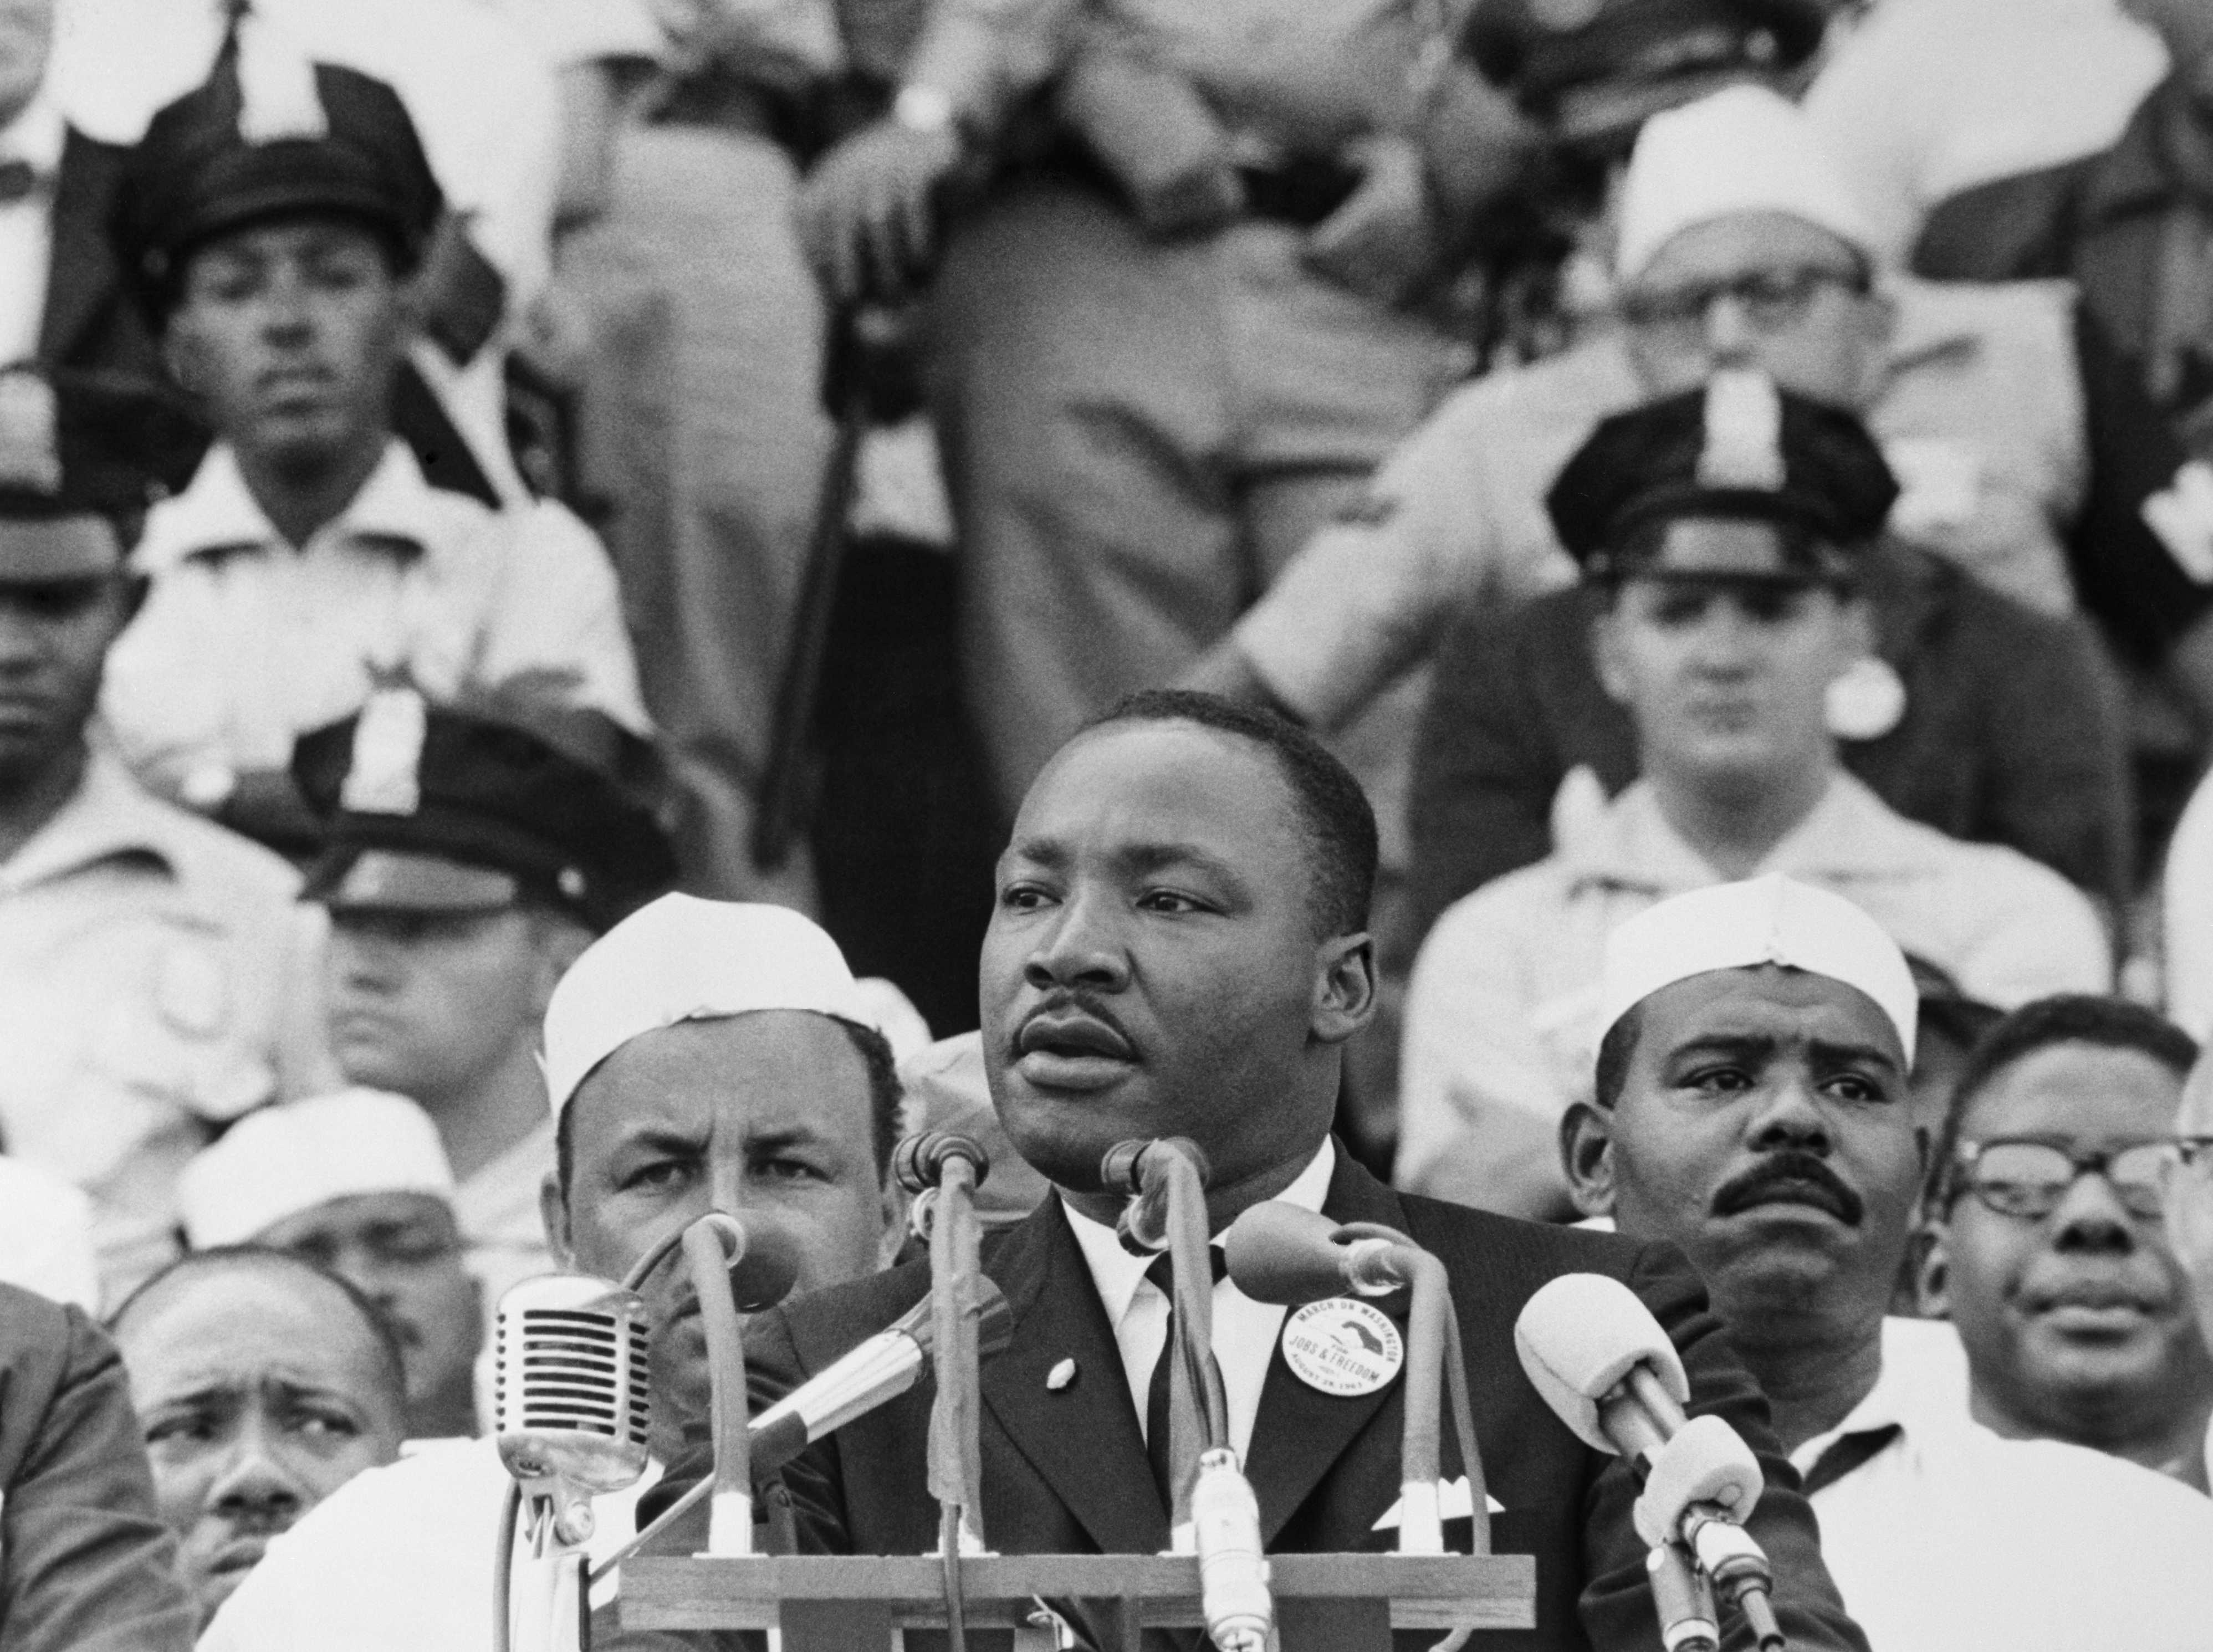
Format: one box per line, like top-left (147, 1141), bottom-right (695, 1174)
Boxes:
top-left (1546, 370), bottom-right (1897, 579)
top-left (113, 12), bottom-right (444, 305)
top-left (292, 686), bottom-right (678, 934)
top-left (1463, 0), bottom-right (1829, 140)
top-left (0, 366), bottom-right (203, 579)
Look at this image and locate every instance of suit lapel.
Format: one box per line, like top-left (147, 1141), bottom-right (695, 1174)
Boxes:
top-left (982, 1198), bottom-right (1168, 1556)
top-left (1243, 1149), bottom-right (1412, 1545)
top-left (39, 129), bottom-right (120, 366)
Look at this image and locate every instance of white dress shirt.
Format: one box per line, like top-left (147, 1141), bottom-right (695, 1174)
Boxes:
top-left (1792, 1318), bottom-right (2213, 1652)
top-left (199, 1436), bottom-right (659, 1652)
top-left (102, 439), bottom-right (647, 805)
top-left (0, 91), bottom-right (60, 365)
top-left (1063, 1139), bottom-right (1335, 1465)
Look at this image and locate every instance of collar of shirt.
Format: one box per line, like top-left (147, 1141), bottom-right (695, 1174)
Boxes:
top-left (0, 92), bottom-right (65, 180)
top-left (136, 439), bottom-right (450, 571)
top-left (1788, 1317), bottom-right (1972, 1485)
top-left (1560, 770), bottom-right (1955, 897)
top-left (1061, 1138), bottom-right (1336, 1463)
top-left (0, 743), bottom-right (186, 894)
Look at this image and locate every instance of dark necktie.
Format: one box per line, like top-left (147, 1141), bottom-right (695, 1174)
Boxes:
top-left (1143, 1247), bottom-right (1228, 1510)
top-left (1800, 1424), bottom-right (1904, 1496)
top-left (0, 161), bottom-right (36, 206)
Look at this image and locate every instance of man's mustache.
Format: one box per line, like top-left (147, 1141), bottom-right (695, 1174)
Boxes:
top-left (1711, 1152), bottom-right (1865, 1225)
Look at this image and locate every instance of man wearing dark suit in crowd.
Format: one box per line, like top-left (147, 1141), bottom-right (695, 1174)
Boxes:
top-left (0, 1281), bottom-right (198, 1651)
top-left (641, 689), bottom-right (1867, 1651)
top-left (0, 0), bottom-right (159, 382)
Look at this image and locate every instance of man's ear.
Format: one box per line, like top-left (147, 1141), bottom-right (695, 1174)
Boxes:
top-left (1311, 932), bottom-right (1378, 1045)
top-left (1590, 603), bottom-right (1632, 706)
top-left (1834, 590), bottom-right (1877, 672)
top-left (1914, 1222), bottom-right (1952, 1318)
top-left (1851, 287), bottom-right (1900, 407)
top-left (539, 1168), bottom-right (575, 1269)
top-left (1560, 1100), bottom-right (1617, 1218)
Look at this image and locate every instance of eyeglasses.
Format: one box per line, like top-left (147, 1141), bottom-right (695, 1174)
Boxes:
top-left (1947, 1137), bottom-right (2181, 1222)
top-left (1617, 265), bottom-right (1872, 335)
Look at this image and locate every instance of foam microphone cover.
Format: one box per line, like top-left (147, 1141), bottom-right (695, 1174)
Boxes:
top-left (727, 1225), bottom-right (805, 1313)
top-left (1513, 1273), bottom-right (1690, 1454)
top-left (1222, 1201), bottom-right (1353, 1307)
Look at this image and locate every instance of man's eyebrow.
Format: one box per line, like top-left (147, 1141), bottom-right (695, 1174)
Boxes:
top-left (616, 1126), bottom-right (704, 1158)
top-left (1660, 1034), bottom-right (1778, 1065)
top-left (1808, 1038), bottom-right (1904, 1076)
top-left (747, 1122), bottom-right (830, 1155)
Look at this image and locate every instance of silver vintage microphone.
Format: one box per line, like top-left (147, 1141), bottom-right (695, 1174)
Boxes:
top-left (495, 1275), bottom-right (652, 1548)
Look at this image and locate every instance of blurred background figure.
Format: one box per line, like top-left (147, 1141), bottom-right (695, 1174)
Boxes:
top-left (0, 364), bottom-right (326, 1307)
top-left (0, 1279), bottom-right (197, 1651)
top-left (98, 15), bottom-right (644, 853)
top-left (108, 1247), bottom-right (407, 1631)
top-left (0, 1153), bottom-right (98, 1309)
top-left (177, 1088), bottom-right (482, 1440)
top-left (1806, 0), bottom-right (2166, 263)
top-left (1919, 995), bottom-right (2213, 1487)
top-left (2163, 1039), bottom-right (2213, 1485)
top-left (289, 684), bottom-right (677, 1315)
top-left (1400, 374), bottom-right (2108, 1218)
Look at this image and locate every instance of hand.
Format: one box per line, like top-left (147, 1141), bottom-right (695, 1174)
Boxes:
top-left (797, 119), bottom-right (964, 305)
top-left (1301, 135), bottom-right (1438, 308)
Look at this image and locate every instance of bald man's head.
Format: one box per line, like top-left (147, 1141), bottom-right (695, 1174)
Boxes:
top-left (111, 1249), bottom-right (408, 1626)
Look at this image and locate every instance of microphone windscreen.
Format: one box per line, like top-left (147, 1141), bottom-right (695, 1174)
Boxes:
top-left (1222, 1201), bottom-right (1352, 1306)
top-left (1512, 1273), bottom-right (1689, 1454)
top-left (728, 1225), bottom-right (804, 1312)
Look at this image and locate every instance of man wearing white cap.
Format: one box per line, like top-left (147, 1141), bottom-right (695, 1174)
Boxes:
top-left (1188, 84), bottom-right (2134, 908)
top-left (178, 1088), bottom-right (482, 1439)
top-left (1560, 876), bottom-right (2213, 1652)
top-left (1397, 370), bottom-right (2109, 1218)
top-left (200, 893), bottom-right (904, 1652)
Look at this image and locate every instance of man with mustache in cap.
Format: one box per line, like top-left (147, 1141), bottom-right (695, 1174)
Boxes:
top-left (641, 687), bottom-right (1869, 1651)
top-left (1561, 875), bottom-right (2213, 1652)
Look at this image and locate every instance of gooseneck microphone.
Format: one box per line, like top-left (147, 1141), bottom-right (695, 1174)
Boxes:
top-left (745, 1280), bottom-right (1015, 1481)
top-left (1514, 1274), bottom-right (1786, 1652)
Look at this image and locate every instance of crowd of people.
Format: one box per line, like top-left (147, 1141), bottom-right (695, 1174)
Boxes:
top-left (11, 0), bottom-right (2213, 1646)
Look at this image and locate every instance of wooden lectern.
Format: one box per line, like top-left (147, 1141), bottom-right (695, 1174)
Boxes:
top-left (620, 1549), bottom-right (1537, 1650)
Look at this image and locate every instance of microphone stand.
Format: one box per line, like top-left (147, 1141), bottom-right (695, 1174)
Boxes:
top-left (681, 1214), bottom-right (756, 1556)
top-left (1103, 1139), bottom-right (1271, 1652)
top-left (895, 1132), bottom-right (994, 1652)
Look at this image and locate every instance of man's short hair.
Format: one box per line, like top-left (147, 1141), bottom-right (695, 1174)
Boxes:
top-left (109, 1245), bottom-right (408, 1403)
top-left (1593, 1001), bottom-right (1645, 1110)
top-left (555, 1017), bottom-right (902, 1198)
top-left (1928, 995), bottom-right (2199, 1213)
top-left (1080, 689), bottom-right (1378, 938)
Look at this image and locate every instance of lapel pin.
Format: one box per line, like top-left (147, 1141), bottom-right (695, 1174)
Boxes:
top-left (1046, 1358), bottom-right (1077, 1392)
top-left (1281, 1298), bottom-right (1404, 1398)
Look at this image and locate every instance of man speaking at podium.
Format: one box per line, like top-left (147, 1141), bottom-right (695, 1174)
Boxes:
top-left (645, 690), bottom-right (1867, 1650)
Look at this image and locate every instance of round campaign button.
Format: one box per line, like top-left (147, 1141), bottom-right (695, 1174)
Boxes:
top-left (1281, 1298), bottom-right (1405, 1398)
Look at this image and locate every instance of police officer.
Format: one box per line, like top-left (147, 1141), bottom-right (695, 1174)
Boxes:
top-left (98, 12), bottom-right (645, 848)
top-left (1399, 370), bottom-right (2110, 1217)
top-left (289, 685), bottom-right (678, 1319)
top-left (0, 362), bottom-right (325, 1303)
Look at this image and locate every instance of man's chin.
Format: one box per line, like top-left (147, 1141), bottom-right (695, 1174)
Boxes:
top-left (996, 1090), bottom-right (1161, 1193)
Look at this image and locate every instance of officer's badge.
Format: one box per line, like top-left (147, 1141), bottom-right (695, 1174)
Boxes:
top-left (2144, 459), bottom-right (2213, 585)
top-left (0, 371), bottom-right (62, 496)
top-left (1531, 0), bottom-right (1604, 30)
top-left (233, 11), bottom-right (330, 144)
top-left (1696, 370), bottom-right (1786, 492)
top-left (341, 684), bottom-right (428, 816)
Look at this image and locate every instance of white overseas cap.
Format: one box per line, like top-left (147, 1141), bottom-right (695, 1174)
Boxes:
top-left (179, 1088), bottom-right (457, 1250)
top-left (542, 893), bottom-right (881, 1119)
top-left (1614, 84), bottom-right (1880, 287)
top-left (1599, 876), bottom-right (1917, 1063)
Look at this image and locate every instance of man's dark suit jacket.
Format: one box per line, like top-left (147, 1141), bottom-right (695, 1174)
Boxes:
top-left (44, 127), bottom-right (165, 380)
top-left (643, 1152), bottom-right (1868, 1652)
